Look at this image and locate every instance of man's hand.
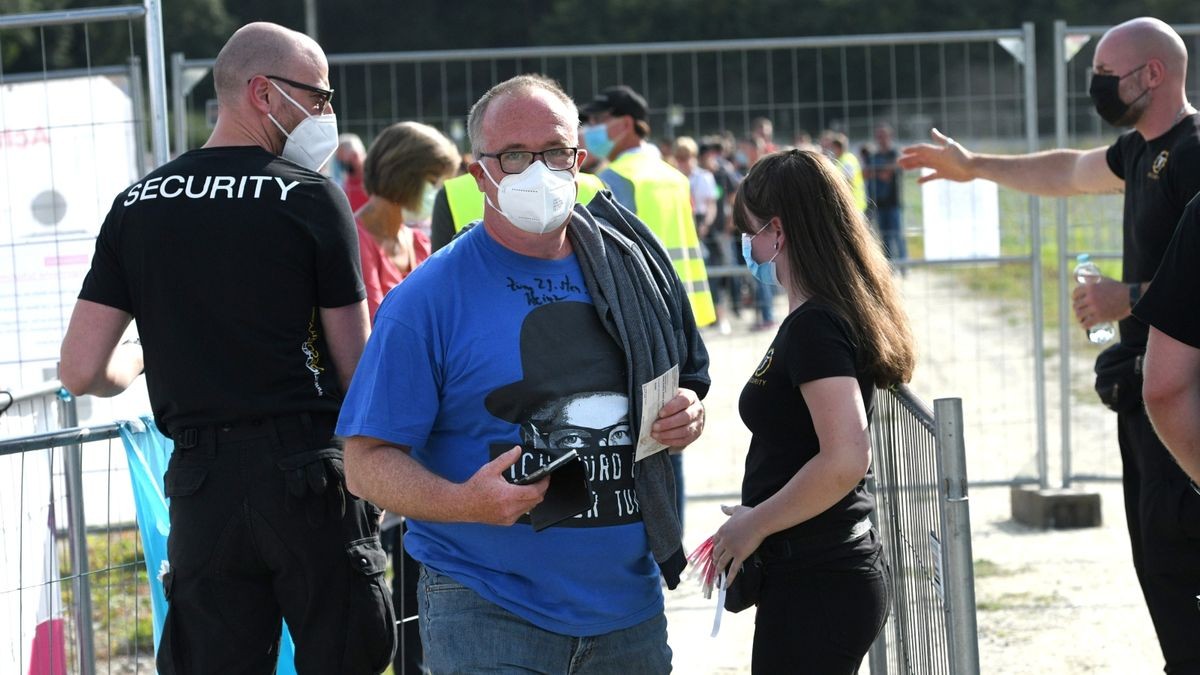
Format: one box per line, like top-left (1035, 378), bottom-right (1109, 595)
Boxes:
top-left (459, 447), bottom-right (549, 525)
top-left (650, 388), bottom-right (705, 449)
top-left (1072, 277), bottom-right (1131, 328)
top-left (898, 128), bottom-right (976, 184)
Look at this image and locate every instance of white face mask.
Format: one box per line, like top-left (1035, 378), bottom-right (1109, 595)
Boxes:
top-left (267, 81), bottom-right (339, 172)
top-left (480, 160), bottom-right (577, 235)
top-left (402, 182), bottom-right (437, 223)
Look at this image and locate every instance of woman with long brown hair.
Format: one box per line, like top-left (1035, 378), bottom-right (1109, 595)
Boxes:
top-left (708, 148), bottom-right (914, 673)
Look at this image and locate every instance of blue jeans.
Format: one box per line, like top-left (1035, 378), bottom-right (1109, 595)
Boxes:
top-left (876, 207), bottom-right (907, 261)
top-left (418, 567), bottom-right (672, 674)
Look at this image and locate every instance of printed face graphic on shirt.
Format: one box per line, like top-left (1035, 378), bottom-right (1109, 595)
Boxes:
top-left (485, 301), bottom-right (639, 528)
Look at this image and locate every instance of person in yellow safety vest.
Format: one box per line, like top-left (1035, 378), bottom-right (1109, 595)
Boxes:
top-left (579, 84), bottom-right (716, 532)
top-left (579, 85), bottom-right (717, 329)
top-left (821, 130), bottom-right (868, 213)
top-left (431, 170), bottom-right (606, 251)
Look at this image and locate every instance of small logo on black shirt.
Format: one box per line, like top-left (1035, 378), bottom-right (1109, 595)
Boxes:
top-left (749, 347), bottom-right (774, 386)
top-left (1148, 150), bottom-right (1169, 180)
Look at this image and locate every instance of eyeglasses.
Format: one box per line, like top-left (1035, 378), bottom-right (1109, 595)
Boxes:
top-left (479, 147), bottom-right (579, 174)
top-left (523, 421), bottom-right (631, 450)
top-left (258, 74), bottom-right (334, 113)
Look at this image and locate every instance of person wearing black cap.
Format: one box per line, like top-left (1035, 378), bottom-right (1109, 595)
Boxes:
top-left (337, 74), bottom-right (710, 673)
top-left (580, 85), bottom-right (716, 329)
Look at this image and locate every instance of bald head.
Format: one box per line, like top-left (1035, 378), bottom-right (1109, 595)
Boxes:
top-left (1097, 17), bottom-right (1188, 81)
top-left (212, 22), bottom-right (326, 106)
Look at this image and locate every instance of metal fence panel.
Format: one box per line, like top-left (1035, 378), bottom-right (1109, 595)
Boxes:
top-left (869, 387), bottom-right (979, 675)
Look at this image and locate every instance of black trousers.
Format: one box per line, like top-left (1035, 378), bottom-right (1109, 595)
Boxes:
top-left (156, 413), bottom-right (396, 675)
top-left (1118, 409), bottom-right (1200, 674)
top-left (750, 543), bottom-right (890, 675)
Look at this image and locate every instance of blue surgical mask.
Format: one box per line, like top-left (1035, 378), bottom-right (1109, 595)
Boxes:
top-left (402, 182), bottom-right (438, 223)
top-left (582, 123), bottom-right (614, 160)
top-left (741, 224), bottom-right (780, 287)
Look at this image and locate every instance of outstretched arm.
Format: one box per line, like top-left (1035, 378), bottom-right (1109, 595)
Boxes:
top-left (898, 128), bottom-right (1123, 197)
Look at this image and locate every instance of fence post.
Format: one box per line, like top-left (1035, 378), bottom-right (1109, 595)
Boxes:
top-left (143, 0), bottom-right (169, 168)
top-left (1053, 19), bottom-right (1075, 489)
top-left (935, 398), bottom-right (980, 675)
top-left (58, 391), bottom-right (96, 675)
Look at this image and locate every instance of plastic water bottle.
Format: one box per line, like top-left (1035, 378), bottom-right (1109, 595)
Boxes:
top-left (1074, 254), bottom-right (1115, 344)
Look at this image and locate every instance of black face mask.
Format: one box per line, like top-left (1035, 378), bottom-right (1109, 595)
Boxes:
top-left (1089, 64), bottom-right (1149, 127)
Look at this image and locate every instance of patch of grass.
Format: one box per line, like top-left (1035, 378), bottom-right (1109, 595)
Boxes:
top-left (976, 590), bottom-right (1065, 612)
top-left (973, 558), bottom-right (1017, 578)
top-left (57, 528), bottom-right (155, 657)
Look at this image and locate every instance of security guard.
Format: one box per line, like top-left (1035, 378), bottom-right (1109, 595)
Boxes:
top-left (60, 22), bottom-right (395, 675)
top-left (580, 85), bottom-right (717, 328)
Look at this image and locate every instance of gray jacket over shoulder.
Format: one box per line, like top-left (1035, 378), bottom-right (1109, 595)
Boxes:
top-left (567, 191), bottom-right (711, 589)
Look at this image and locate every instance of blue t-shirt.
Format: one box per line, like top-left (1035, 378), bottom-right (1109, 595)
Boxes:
top-left (336, 223), bottom-right (663, 637)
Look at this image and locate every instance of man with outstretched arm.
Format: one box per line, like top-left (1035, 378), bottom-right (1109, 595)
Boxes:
top-left (900, 17), bottom-right (1200, 673)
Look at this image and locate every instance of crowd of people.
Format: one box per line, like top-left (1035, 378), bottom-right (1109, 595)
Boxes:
top-left (54, 13), bottom-right (1200, 675)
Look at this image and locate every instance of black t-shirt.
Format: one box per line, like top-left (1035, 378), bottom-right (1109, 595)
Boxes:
top-left (79, 146), bottom-right (365, 436)
top-left (1105, 114), bottom-right (1200, 348)
top-left (1133, 193), bottom-right (1200, 348)
top-left (738, 300), bottom-right (877, 552)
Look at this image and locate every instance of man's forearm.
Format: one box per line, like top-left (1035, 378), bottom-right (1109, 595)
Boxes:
top-left (969, 149), bottom-right (1092, 197)
top-left (80, 342), bottom-right (144, 397)
top-left (344, 439), bottom-right (470, 522)
top-left (1146, 384), bottom-right (1200, 484)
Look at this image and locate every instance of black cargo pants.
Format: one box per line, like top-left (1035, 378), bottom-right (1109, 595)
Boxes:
top-left (156, 412), bottom-right (396, 675)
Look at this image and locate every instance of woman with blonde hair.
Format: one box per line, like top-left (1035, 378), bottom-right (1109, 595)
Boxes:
top-left (708, 148), bottom-right (915, 674)
top-left (356, 121), bottom-right (459, 320)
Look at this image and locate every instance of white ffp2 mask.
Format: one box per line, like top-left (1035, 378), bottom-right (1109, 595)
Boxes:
top-left (481, 161), bottom-right (577, 235)
top-left (267, 81), bottom-right (339, 172)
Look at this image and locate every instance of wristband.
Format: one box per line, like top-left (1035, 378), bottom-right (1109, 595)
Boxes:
top-left (1129, 283), bottom-right (1142, 308)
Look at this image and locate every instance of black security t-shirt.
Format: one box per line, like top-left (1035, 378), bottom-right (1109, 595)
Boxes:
top-left (738, 301), bottom-right (876, 550)
top-left (1133, 193), bottom-right (1200, 348)
top-left (79, 146), bottom-right (365, 436)
top-left (1105, 114), bottom-right (1200, 348)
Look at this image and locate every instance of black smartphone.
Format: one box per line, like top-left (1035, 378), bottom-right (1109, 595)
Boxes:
top-left (513, 449), bottom-right (580, 485)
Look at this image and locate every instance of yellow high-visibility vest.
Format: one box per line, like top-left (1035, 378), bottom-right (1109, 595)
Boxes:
top-left (444, 172), bottom-right (606, 232)
top-left (605, 151), bottom-right (716, 327)
top-left (838, 151), bottom-right (868, 212)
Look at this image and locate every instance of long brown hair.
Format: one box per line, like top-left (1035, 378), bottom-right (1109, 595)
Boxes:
top-left (733, 149), bottom-right (915, 386)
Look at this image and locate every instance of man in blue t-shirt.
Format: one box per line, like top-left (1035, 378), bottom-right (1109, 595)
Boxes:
top-left (337, 74), bottom-right (709, 673)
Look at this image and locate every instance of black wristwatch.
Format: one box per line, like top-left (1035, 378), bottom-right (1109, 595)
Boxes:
top-left (1129, 283), bottom-right (1142, 308)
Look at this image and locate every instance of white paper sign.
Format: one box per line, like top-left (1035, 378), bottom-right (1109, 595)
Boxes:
top-left (635, 364), bottom-right (680, 461)
top-left (0, 74), bottom-right (139, 387)
top-left (920, 173), bottom-right (1000, 260)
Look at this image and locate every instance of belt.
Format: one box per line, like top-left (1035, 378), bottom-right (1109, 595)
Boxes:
top-left (756, 517), bottom-right (873, 560)
top-left (173, 411), bottom-right (337, 450)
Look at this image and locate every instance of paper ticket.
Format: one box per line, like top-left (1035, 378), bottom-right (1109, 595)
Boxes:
top-left (635, 364), bottom-right (679, 461)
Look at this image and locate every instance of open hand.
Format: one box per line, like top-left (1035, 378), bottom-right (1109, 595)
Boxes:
top-left (898, 128), bottom-right (976, 184)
